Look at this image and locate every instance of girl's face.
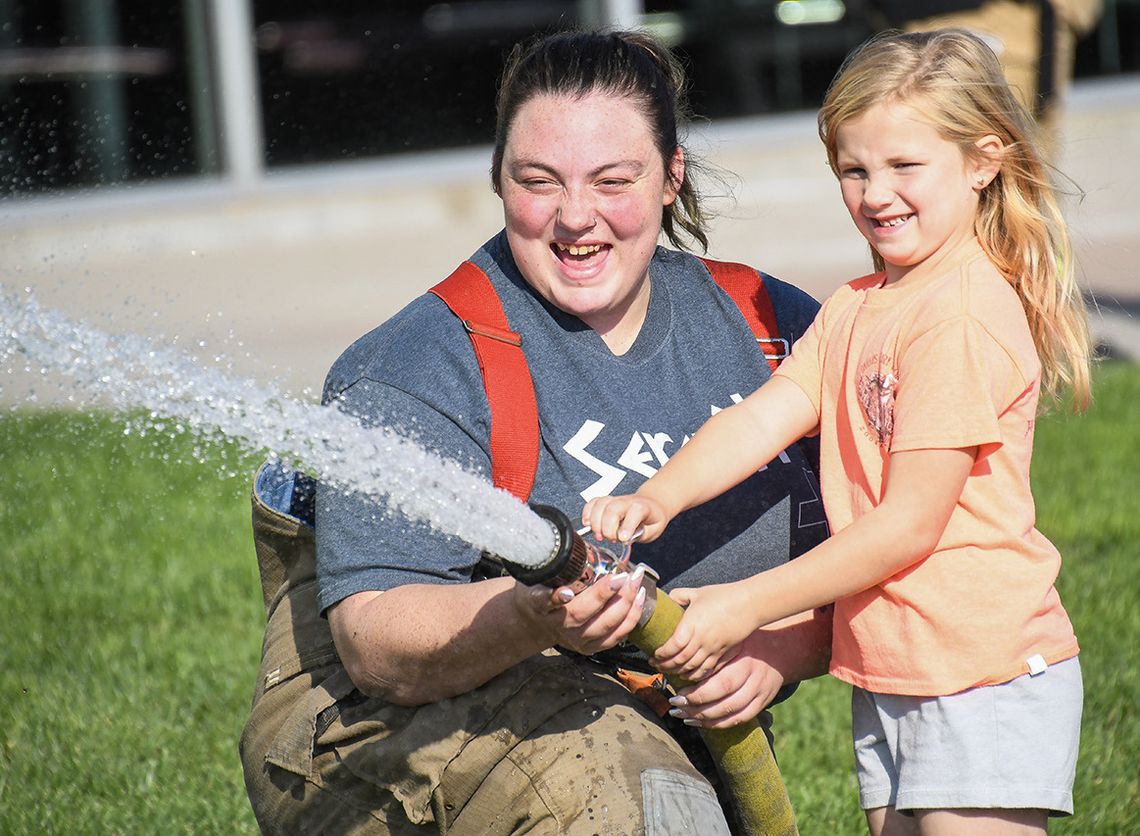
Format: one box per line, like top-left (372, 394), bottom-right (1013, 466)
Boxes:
top-left (499, 91), bottom-right (682, 350)
top-left (835, 99), bottom-right (997, 284)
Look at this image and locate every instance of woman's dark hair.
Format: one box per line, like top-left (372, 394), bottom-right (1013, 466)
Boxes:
top-left (491, 29), bottom-right (708, 251)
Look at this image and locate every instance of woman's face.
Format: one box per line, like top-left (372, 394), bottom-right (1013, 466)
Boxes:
top-left (499, 91), bottom-right (682, 349)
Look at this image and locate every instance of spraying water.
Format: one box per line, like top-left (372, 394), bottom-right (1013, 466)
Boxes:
top-left (0, 286), bottom-right (555, 567)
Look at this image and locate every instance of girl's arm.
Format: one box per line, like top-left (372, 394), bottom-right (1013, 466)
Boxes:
top-left (582, 376), bottom-right (819, 541)
top-left (657, 445), bottom-right (977, 679)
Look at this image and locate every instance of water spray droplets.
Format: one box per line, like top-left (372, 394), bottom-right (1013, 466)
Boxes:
top-left (1, 286), bottom-right (554, 566)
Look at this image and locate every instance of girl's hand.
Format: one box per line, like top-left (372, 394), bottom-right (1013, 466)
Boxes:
top-left (581, 494), bottom-right (671, 544)
top-left (653, 580), bottom-right (762, 679)
top-left (665, 641), bottom-right (785, 729)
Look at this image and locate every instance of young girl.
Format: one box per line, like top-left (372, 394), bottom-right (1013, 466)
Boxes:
top-left (584, 29), bottom-right (1091, 834)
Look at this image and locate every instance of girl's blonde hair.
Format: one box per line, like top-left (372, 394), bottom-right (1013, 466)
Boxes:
top-left (818, 29), bottom-right (1091, 409)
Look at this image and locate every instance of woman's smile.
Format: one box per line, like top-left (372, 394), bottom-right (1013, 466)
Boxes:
top-left (550, 241), bottom-right (612, 285)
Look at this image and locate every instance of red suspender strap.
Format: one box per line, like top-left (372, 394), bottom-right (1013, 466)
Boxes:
top-left (699, 257), bottom-right (788, 373)
top-left (429, 262), bottom-right (539, 501)
top-left (428, 257), bottom-right (778, 501)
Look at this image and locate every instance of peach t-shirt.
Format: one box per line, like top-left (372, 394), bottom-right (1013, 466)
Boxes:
top-left (775, 257), bottom-right (1078, 696)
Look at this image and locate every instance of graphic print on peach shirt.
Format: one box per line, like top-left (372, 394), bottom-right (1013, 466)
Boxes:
top-left (856, 352), bottom-right (898, 446)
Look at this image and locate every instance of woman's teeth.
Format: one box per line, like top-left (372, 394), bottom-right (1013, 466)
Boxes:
top-left (556, 243), bottom-right (602, 255)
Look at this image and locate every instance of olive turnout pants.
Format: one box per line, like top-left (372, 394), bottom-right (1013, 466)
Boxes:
top-left (239, 464), bottom-right (730, 834)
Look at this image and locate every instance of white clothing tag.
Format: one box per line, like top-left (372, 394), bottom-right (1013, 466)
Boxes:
top-left (1026, 654), bottom-right (1048, 676)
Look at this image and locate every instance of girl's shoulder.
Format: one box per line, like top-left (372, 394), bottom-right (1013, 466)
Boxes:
top-left (827, 271), bottom-right (887, 305)
top-left (814, 270), bottom-right (886, 316)
top-left (934, 256), bottom-right (1028, 327)
top-left (915, 257), bottom-right (1040, 372)
top-left (847, 271), bottom-right (888, 293)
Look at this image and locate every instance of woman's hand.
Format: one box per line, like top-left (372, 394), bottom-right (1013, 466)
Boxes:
top-left (652, 580), bottom-right (763, 680)
top-left (581, 494), bottom-right (671, 544)
top-left (512, 564), bottom-right (648, 656)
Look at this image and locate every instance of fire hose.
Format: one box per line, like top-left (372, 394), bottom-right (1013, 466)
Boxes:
top-left (497, 504), bottom-right (799, 835)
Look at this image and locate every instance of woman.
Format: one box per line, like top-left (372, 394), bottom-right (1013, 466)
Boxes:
top-left (241, 29), bottom-right (830, 834)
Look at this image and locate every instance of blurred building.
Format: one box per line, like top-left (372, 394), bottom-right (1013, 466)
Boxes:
top-left (3, 0), bottom-right (1131, 198)
top-left (1, 1), bottom-right (1135, 397)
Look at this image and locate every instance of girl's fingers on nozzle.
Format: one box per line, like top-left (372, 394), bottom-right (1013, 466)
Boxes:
top-left (585, 501), bottom-right (618, 541)
top-left (599, 502), bottom-right (630, 542)
top-left (693, 657), bottom-right (719, 681)
top-left (663, 648), bottom-right (698, 676)
top-left (615, 504), bottom-right (645, 542)
top-left (654, 627), bottom-right (691, 667)
top-left (679, 648), bottom-right (709, 679)
top-left (580, 502), bottom-right (599, 537)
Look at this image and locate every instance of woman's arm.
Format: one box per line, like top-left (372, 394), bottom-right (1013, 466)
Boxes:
top-left (329, 568), bottom-right (647, 705)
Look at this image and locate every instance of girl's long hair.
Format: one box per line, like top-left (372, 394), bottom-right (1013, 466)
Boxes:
top-left (818, 29), bottom-right (1091, 409)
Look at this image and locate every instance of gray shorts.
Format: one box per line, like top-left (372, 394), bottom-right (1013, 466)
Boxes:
top-left (852, 656), bottom-right (1082, 816)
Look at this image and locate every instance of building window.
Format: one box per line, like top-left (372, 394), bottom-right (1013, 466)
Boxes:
top-left (0, 2), bottom-right (208, 196)
top-left (252, 1), bottom-right (578, 166)
top-left (2, 1), bottom-right (1132, 196)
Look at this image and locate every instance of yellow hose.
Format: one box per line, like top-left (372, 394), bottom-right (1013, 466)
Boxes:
top-left (629, 587), bottom-right (799, 835)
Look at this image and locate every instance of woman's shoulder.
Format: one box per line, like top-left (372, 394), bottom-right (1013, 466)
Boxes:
top-left (663, 248), bottom-right (822, 320)
top-left (322, 292), bottom-right (474, 404)
top-left (759, 272), bottom-right (819, 311)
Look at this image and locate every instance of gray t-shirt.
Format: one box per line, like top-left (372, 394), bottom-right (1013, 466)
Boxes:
top-left (316, 231), bottom-right (829, 613)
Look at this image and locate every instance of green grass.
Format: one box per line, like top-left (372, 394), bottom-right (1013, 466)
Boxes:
top-left (0, 413), bottom-right (263, 834)
top-left (1, 363), bottom-right (1136, 834)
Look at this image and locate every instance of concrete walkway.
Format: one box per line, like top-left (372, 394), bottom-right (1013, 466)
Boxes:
top-left (3, 75), bottom-right (1137, 403)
